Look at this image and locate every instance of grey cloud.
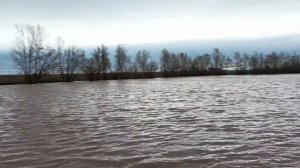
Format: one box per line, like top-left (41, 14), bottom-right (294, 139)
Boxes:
top-left (2, 0), bottom-right (300, 21)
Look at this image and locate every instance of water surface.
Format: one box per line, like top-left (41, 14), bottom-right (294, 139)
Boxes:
top-left (0, 75), bottom-right (300, 168)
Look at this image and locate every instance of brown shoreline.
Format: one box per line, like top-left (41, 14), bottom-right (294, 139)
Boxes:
top-left (1, 70), bottom-right (299, 85)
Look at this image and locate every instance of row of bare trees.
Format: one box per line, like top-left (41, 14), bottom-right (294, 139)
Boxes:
top-left (10, 25), bottom-right (159, 83)
top-left (10, 24), bottom-right (300, 83)
top-left (160, 48), bottom-right (300, 75)
top-left (233, 51), bottom-right (300, 72)
top-left (160, 48), bottom-right (233, 73)
top-left (10, 25), bottom-right (88, 83)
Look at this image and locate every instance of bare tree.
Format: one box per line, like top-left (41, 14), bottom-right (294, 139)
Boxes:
top-left (132, 50), bottom-right (158, 74)
top-left (212, 48), bottom-right (223, 70)
top-left (99, 44), bottom-right (111, 73)
top-left (234, 52), bottom-right (243, 70)
top-left (114, 45), bottom-right (129, 73)
top-left (178, 53), bottom-right (192, 71)
top-left (59, 46), bottom-right (85, 81)
top-left (249, 52), bottom-right (259, 70)
top-left (170, 53), bottom-right (179, 72)
top-left (161, 49), bottom-right (195, 73)
top-left (192, 54), bottom-right (211, 71)
top-left (92, 46), bottom-right (102, 75)
top-left (92, 44), bottom-right (111, 78)
top-left (135, 50), bottom-right (150, 72)
top-left (202, 54), bottom-right (212, 70)
top-left (160, 49), bottom-right (171, 72)
top-left (266, 52), bottom-right (281, 69)
top-left (81, 57), bottom-right (97, 81)
top-left (11, 24), bottom-right (59, 83)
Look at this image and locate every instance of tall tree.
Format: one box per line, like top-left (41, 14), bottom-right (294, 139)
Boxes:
top-left (81, 57), bottom-right (97, 81)
top-left (266, 52), bottom-right (281, 69)
top-left (135, 50), bottom-right (150, 72)
top-left (100, 44), bottom-right (111, 73)
top-left (160, 48), bottom-right (171, 72)
top-left (192, 54), bottom-right (211, 71)
top-left (11, 24), bottom-right (59, 83)
top-left (249, 52), bottom-right (259, 70)
top-left (212, 48), bottom-right (223, 69)
top-left (92, 45), bottom-right (111, 79)
top-left (178, 53), bottom-right (192, 71)
top-left (60, 46), bottom-right (85, 81)
top-left (92, 46), bottom-right (102, 74)
top-left (114, 45), bottom-right (129, 73)
top-left (133, 50), bottom-right (158, 74)
top-left (234, 52), bottom-right (243, 70)
top-left (169, 53), bottom-right (179, 72)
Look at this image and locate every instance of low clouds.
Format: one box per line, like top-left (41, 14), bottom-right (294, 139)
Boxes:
top-left (1, 0), bottom-right (300, 48)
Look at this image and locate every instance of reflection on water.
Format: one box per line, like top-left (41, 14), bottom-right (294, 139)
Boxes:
top-left (0, 75), bottom-right (299, 168)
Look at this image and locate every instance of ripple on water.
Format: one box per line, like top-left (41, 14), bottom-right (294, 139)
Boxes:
top-left (0, 75), bottom-right (299, 168)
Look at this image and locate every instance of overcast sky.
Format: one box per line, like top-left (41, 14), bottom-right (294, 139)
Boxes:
top-left (1, 0), bottom-right (300, 49)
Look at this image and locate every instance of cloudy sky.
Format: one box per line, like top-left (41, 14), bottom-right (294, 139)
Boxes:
top-left (1, 0), bottom-right (300, 49)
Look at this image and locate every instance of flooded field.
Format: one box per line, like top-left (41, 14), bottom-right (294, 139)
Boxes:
top-left (0, 75), bottom-right (299, 168)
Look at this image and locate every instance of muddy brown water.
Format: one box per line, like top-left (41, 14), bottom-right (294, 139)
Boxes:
top-left (0, 75), bottom-right (299, 168)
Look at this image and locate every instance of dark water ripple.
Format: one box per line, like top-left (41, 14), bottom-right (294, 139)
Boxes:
top-left (0, 75), bottom-right (299, 168)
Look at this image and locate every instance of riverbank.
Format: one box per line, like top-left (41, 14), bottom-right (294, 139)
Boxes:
top-left (1, 69), bottom-right (299, 85)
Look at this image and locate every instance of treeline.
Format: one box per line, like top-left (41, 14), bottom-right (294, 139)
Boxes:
top-left (159, 48), bottom-right (300, 76)
top-left (10, 25), bottom-right (159, 83)
top-left (10, 25), bottom-right (300, 84)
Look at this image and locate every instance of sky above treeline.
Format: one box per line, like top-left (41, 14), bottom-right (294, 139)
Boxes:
top-left (1, 0), bottom-right (300, 49)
